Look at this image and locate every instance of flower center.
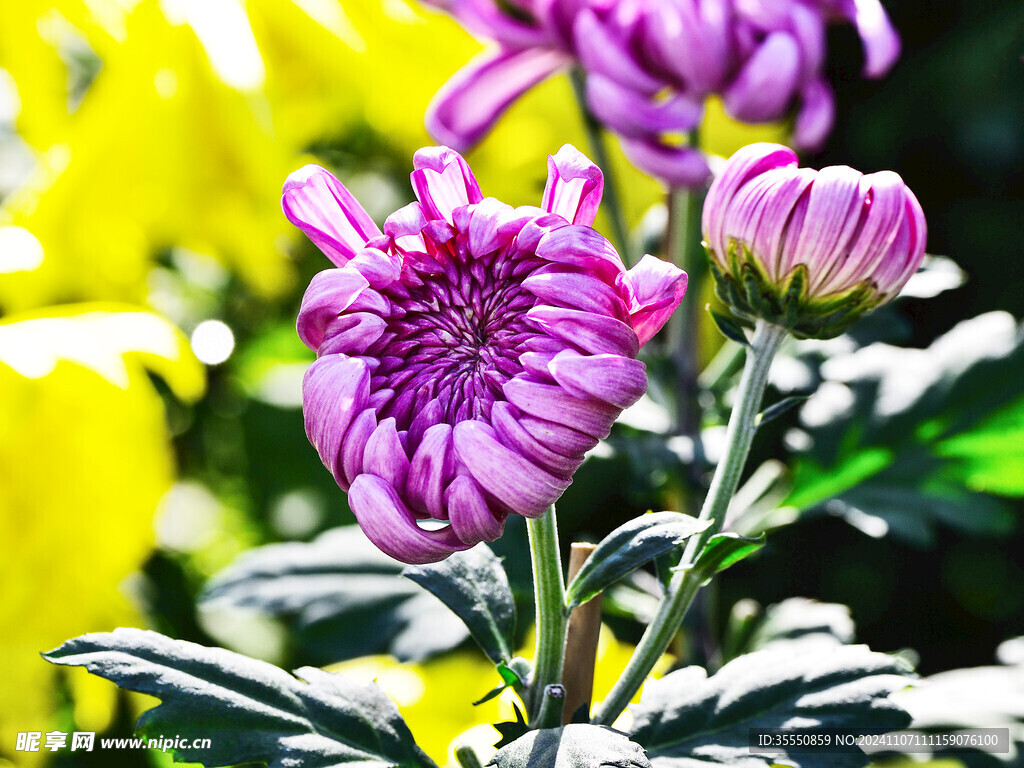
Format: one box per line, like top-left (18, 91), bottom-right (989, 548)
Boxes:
top-left (371, 243), bottom-right (541, 433)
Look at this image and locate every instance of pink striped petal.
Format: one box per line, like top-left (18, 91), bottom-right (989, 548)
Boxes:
top-left (541, 144), bottom-right (604, 226)
top-left (282, 165), bottom-right (382, 267)
top-left (619, 254), bottom-right (688, 347)
top-left (409, 148), bottom-right (484, 227)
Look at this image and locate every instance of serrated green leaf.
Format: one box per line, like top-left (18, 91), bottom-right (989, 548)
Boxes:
top-left (199, 526), bottom-right (468, 664)
top-left (404, 544), bottom-right (516, 664)
top-left (631, 645), bottom-right (913, 768)
top-left (43, 628), bottom-right (438, 768)
top-left (709, 310), bottom-right (750, 347)
top-left (757, 396), bottom-right (809, 427)
top-left (488, 725), bottom-right (650, 768)
top-left (565, 513), bottom-right (710, 610)
top-left (684, 532), bottom-right (765, 580)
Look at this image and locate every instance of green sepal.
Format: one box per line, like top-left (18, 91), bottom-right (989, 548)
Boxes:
top-left (473, 658), bottom-right (531, 706)
top-left (709, 308), bottom-right (750, 346)
top-left (708, 241), bottom-right (886, 340)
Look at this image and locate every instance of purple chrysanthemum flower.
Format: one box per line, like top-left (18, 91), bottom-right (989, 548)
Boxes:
top-left (421, 0), bottom-right (900, 187)
top-left (283, 145), bottom-right (687, 563)
top-left (702, 143), bottom-right (926, 338)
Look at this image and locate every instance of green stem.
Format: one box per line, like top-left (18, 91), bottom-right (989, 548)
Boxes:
top-left (527, 507), bottom-right (568, 729)
top-left (568, 67), bottom-right (633, 265)
top-left (591, 320), bottom-right (787, 725)
top-left (665, 172), bottom-right (708, 515)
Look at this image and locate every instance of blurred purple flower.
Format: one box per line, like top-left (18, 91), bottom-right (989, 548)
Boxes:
top-left (702, 142), bottom-right (926, 338)
top-left (283, 145), bottom-right (687, 563)
top-left (422, 0), bottom-right (900, 187)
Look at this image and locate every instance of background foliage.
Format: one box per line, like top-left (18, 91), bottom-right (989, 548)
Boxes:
top-left (0, 0), bottom-right (1022, 767)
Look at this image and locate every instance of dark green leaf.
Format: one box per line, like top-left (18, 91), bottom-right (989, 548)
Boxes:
top-left (631, 645), bottom-right (913, 768)
top-left (565, 513), bottom-right (710, 609)
top-left (784, 313), bottom-right (1024, 545)
top-left (199, 526), bottom-right (467, 664)
top-left (684, 533), bottom-right (765, 580)
top-left (43, 629), bottom-right (437, 768)
top-left (757, 396), bottom-right (808, 427)
top-left (404, 544), bottom-right (516, 664)
top-left (493, 704), bottom-right (530, 749)
top-left (709, 310), bottom-right (750, 347)
top-left (488, 725), bottom-right (650, 768)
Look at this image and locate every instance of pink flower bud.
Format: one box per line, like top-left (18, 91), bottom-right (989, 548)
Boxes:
top-left (702, 143), bottom-right (926, 338)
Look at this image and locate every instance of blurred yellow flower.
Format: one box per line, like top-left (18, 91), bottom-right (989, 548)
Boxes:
top-left (0, 304), bottom-right (203, 760)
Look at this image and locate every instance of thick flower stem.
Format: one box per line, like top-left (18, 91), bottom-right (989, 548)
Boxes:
top-left (527, 507), bottom-right (568, 729)
top-left (591, 320), bottom-right (787, 726)
top-left (569, 67), bottom-right (633, 265)
top-left (666, 175), bottom-right (708, 515)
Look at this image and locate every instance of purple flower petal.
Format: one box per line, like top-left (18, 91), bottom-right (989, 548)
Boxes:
top-left (362, 417), bottom-right (411, 495)
top-left (318, 312), bottom-right (389, 357)
top-left (522, 267), bottom-right (630, 322)
top-left (453, 420), bottom-right (570, 517)
top-left (619, 254), bottom-right (689, 346)
top-left (541, 144), bottom-right (604, 227)
top-left (722, 32), bottom-right (802, 123)
top-left (619, 137), bottom-right (712, 190)
top-left (792, 78), bottom-right (835, 153)
top-left (349, 475), bottom-right (468, 564)
top-left (503, 377), bottom-right (619, 439)
top-left (572, 8), bottom-right (662, 95)
top-left (425, 46), bottom-right (570, 154)
top-left (302, 355), bottom-right (371, 485)
top-left (526, 305), bottom-right (639, 357)
top-left (446, 475), bottom-right (508, 545)
top-left (341, 408), bottom-right (377, 488)
top-left (534, 225), bottom-right (625, 282)
top-left (490, 401), bottom-right (581, 478)
top-left (840, 0), bottom-right (901, 77)
top-left (296, 269), bottom-right (371, 351)
top-left (411, 147), bottom-right (485, 225)
top-left (282, 165), bottom-right (382, 267)
top-left (548, 350), bottom-right (647, 409)
top-left (586, 73), bottom-right (703, 140)
top-left (643, 0), bottom-right (731, 95)
top-left (407, 423), bottom-right (456, 519)
top-left (521, 415), bottom-right (599, 458)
